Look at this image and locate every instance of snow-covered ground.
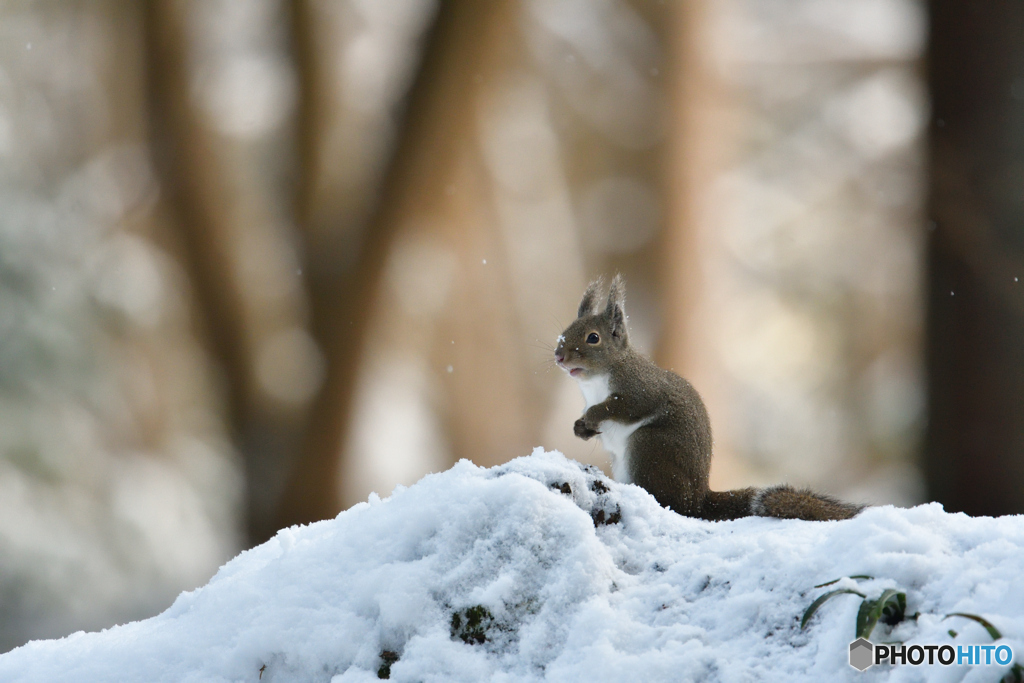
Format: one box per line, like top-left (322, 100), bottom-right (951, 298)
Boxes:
top-left (1, 449), bottom-right (1021, 682)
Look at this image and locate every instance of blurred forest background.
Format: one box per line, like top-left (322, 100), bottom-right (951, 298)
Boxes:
top-left (1, 0), bottom-right (1021, 654)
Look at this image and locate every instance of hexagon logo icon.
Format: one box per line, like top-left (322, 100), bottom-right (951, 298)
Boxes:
top-left (849, 638), bottom-right (874, 671)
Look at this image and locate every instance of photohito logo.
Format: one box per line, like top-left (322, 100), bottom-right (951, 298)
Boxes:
top-left (849, 638), bottom-right (1014, 671)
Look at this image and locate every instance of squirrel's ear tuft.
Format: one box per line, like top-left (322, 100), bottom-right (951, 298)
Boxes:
top-left (605, 274), bottom-right (627, 339)
top-left (577, 277), bottom-right (604, 318)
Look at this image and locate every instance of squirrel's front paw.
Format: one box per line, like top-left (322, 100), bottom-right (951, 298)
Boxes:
top-left (574, 418), bottom-right (599, 440)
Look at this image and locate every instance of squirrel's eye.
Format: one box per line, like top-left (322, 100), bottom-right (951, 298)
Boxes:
top-left (586, 332), bottom-right (600, 344)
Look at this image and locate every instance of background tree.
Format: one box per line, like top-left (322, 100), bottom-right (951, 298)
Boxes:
top-left (925, 0), bottom-right (1024, 516)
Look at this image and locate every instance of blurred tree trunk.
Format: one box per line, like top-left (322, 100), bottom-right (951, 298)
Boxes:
top-left (926, 0), bottom-right (1024, 515)
top-left (434, 0), bottom-right (563, 473)
top-left (274, 0), bottom-right (512, 527)
top-left (144, 1), bottom-right (307, 544)
top-left (660, 0), bottom-right (716, 372)
top-left (659, 0), bottom-right (749, 491)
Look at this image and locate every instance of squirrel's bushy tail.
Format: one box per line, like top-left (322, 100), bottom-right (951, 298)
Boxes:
top-left (701, 486), bottom-right (862, 522)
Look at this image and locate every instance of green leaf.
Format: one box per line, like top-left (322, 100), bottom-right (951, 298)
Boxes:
top-left (856, 598), bottom-right (875, 639)
top-left (801, 588), bottom-right (866, 630)
top-left (812, 575), bottom-right (874, 589)
top-left (943, 613), bottom-right (1002, 640)
top-left (879, 591), bottom-right (907, 626)
top-left (857, 589), bottom-right (905, 639)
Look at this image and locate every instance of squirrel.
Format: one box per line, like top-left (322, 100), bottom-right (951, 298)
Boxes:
top-left (554, 275), bottom-right (862, 521)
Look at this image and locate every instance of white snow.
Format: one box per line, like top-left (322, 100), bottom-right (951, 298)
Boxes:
top-left (1, 449), bottom-right (1022, 682)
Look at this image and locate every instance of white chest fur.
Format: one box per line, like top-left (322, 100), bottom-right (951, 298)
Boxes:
top-left (597, 419), bottom-right (647, 484)
top-left (572, 373), bottom-right (645, 484)
top-left (575, 373), bottom-right (611, 409)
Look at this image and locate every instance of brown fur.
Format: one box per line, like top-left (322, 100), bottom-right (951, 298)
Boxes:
top-left (556, 275), bottom-right (862, 522)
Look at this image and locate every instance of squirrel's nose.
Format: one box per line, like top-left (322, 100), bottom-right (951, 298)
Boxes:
top-left (554, 350), bottom-right (565, 364)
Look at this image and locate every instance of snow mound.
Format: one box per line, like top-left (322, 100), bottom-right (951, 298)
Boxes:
top-left (1, 449), bottom-right (1022, 682)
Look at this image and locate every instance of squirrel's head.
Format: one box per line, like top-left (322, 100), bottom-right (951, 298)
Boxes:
top-left (555, 274), bottom-right (629, 378)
